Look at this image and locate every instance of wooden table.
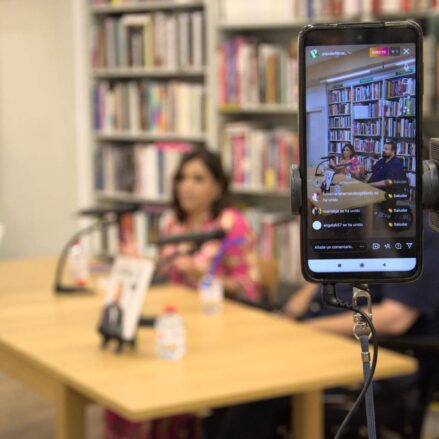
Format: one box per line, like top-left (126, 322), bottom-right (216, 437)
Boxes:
top-left (0, 258), bottom-right (416, 439)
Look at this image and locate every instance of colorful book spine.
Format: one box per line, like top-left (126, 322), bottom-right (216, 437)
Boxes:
top-left (93, 80), bottom-right (205, 134)
top-left (218, 36), bottom-right (298, 106)
top-left (223, 123), bottom-right (297, 191)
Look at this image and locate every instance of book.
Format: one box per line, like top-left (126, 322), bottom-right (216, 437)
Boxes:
top-left (218, 36), bottom-right (298, 106)
top-left (223, 122), bottom-right (298, 191)
top-left (243, 208), bottom-right (302, 283)
top-left (220, 0), bottom-right (295, 22)
top-left (353, 82), bottom-right (381, 101)
top-left (96, 142), bottom-right (191, 199)
top-left (94, 80), bottom-right (205, 134)
top-left (91, 11), bottom-right (205, 70)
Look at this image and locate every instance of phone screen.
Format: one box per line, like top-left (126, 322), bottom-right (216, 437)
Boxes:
top-left (301, 24), bottom-right (422, 282)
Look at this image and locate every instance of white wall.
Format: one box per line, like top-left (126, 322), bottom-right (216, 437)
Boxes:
top-left (306, 85), bottom-right (328, 166)
top-left (0, 0), bottom-right (78, 258)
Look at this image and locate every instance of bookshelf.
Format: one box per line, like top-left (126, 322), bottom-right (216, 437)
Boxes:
top-left (87, 1), bottom-right (439, 209)
top-left (95, 131), bottom-right (207, 142)
top-left (92, 67), bottom-right (206, 78)
top-left (90, 0), bottom-right (210, 205)
top-left (91, 0), bottom-right (205, 14)
top-left (96, 190), bottom-right (170, 205)
top-left (82, 0), bottom-right (439, 281)
top-left (217, 16), bottom-right (359, 31)
top-left (326, 68), bottom-right (417, 196)
top-left (328, 86), bottom-right (352, 155)
top-left (219, 104), bottom-right (298, 115)
top-left (215, 13), bottom-right (299, 198)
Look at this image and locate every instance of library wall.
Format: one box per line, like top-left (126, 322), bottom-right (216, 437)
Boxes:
top-left (0, 0), bottom-right (77, 257)
top-left (306, 85), bottom-right (327, 165)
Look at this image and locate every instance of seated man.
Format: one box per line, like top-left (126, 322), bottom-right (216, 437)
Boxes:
top-left (284, 218), bottom-right (439, 438)
top-left (206, 220), bottom-right (438, 439)
top-left (366, 141), bottom-right (406, 189)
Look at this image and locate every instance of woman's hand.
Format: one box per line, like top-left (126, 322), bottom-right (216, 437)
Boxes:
top-left (283, 283), bottom-right (319, 319)
top-left (174, 256), bottom-right (204, 281)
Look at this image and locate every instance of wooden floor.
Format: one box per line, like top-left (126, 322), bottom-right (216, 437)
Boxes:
top-left (0, 371), bottom-right (438, 439)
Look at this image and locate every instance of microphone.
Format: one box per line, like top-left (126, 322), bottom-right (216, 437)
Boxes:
top-left (156, 229), bottom-right (226, 247)
top-left (78, 204), bottom-right (139, 217)
top-left (320, 155), bottom-right (335, 160)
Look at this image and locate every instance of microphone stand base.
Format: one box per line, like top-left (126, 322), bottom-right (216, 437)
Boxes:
top-left (54, 285), bottom-right (94, 294)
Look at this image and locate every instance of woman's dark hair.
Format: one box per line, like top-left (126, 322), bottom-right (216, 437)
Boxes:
top-left (343, 143), bottom-right (356, 158)
top-left (172, 148), bottom-right (230, 222)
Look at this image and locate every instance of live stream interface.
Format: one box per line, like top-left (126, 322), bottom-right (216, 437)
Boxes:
top-left (305, 43), bottom-right (417, 273)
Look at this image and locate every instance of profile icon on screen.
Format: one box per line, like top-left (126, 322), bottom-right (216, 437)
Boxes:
top-left (312, 221), bottom-right (322, 231)
top-left (312, 207), bottom-right (322, 216)
top-left (312, 192), bottom-right (321, 202)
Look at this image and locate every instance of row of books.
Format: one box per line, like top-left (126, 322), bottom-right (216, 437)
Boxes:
top-left (218, 37), bottom-right (298, 106)
top-left (406, 173), bottom-right (416, 188)
top-left (396, 142), bottom-right (416, 155)
top-left (329, 130), bottom-right (351, 141)
top-left (350, 98), bottom-right (416, 119)
top-left (92, 0), bottom-right (204, 4)
top-left (328, 116), bottom-right (351, 128)
top-left (383, 118), bottom-right (416, 138)
top-left (329, 103), bottom-right (350, 116)
top-left (357, 155), bottom-right (375, 173)
top-left (329, 142), bottom-right (351, 153)
top-left (352, 102), bottom-right (380, 119)
top-left (92, 0), bottom-right (439, 13)
top-left (383, 96), bottom-right (416, 117)
top-left (330, 77), bottom-right (416, 104)
top-left (329, 140), bottom-right (416, 157)
top-left (93, 80), bottom-right (205, 134)
top-left (93, 209), bottom-right (164, 259)
top-left (386, 77), bottom-right (416, 98)
top-left (244, 209), bottom-right (302, 283)
top-left (353, 138), bottom-right (381, 154)
top-left (402, 156), bottom-right (417, 173)
top-left (219, 0), bottom-right (439, 22)
top-left (95, 142), bottom-right (191, 198)
top-left (222, 123), bottom-right (298, 191)
top-left (328, 87), bottom-right (351, 104)
top-left (353, 82), bottom-right (382, 102)
top-left (92, 11), bottom-right (204, 70)
top-left (353, 121), bottom-right (381, 136)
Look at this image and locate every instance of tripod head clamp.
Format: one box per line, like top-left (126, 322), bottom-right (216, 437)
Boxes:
top-left (352, 285), bottom-right (372, 340)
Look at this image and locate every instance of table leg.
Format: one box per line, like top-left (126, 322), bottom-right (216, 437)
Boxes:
top-left (56, 384), bottom-right (88, 439)
top-left (292, 390), bottom-right (323, 439)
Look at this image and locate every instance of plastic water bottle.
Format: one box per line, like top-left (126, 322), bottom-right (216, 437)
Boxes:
top-left (67, 239), bottom-right (89, 286)
top-left (199, 274), bottom-right (224, 314)
top-left (155, 305), bottom-right (186, 361)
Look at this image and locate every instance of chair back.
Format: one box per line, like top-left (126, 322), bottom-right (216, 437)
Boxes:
top-left (257, 257), bottom-right (278, 305)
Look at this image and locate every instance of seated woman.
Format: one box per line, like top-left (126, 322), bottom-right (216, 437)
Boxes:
top-left (103, 149), bottom-right (261, 439)
top-left (329, 143), bottom-right (361, 179)
top-left (159, 148), bottom-right (261, 302)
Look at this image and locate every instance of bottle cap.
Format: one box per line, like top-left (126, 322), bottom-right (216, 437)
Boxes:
top-left (164, 305), bottom-right (177, 313)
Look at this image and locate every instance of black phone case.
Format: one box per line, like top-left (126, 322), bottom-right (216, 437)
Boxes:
top-left (298, 20), bottom-right (424, 284)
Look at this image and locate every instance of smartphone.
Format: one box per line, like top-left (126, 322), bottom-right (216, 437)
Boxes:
top-left (298, 21), bottom-right (423, 283)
